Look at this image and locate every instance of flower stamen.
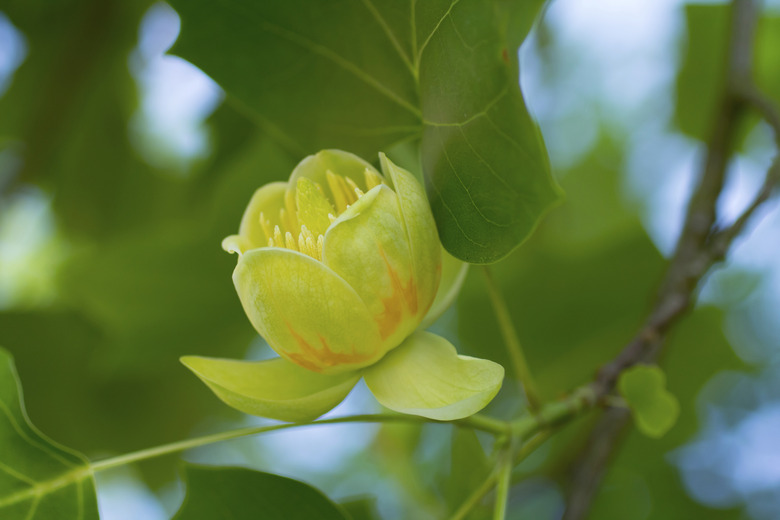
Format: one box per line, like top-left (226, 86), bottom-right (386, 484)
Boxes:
top-left (259, 169), bottom-right (386, 261)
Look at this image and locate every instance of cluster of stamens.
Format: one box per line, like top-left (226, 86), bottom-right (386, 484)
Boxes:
top-left (258, 168), bottom-right (385, 261)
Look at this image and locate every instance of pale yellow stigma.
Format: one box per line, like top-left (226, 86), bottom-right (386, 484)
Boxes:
top-left (258, 169), bottom-right (387, 261)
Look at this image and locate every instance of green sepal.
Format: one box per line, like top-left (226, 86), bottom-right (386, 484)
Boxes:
top-left (363, 331), bottom-right (504, 420)
top-left (618, 365), bottom-right (680, 438)
top-left (181, 355), bottom-right (360, 422)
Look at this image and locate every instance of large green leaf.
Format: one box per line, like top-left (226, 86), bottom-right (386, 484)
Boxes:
top-left (0, 348), bottom-right (98, 520)
top-left (174, 464), bottom-right (349, 520)
top-left (168, 0), bottom-right (559, 262)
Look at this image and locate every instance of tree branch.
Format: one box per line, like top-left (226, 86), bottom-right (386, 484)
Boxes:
top-left (559, 0), bottom-right (780, 517)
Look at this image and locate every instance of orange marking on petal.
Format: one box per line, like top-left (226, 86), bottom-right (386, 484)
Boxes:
top-left (284, 324), bottom-right (376, 372)
top-left (375, 247), bottom-right (418, 339)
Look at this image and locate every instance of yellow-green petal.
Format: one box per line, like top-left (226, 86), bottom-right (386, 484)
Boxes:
top-left (419, 248), bottom-right (468, 329)
top-left (363, 331), bottom-right (504, 420)
top-left (222, 234), bottom-right (254, 256)
top-left (233, 248), bottom-right (384, 374)
top-left (181, 356), bottom-right (360, 422)
top-left (290, 149), bottom-right (381, 196)
top-left (379, 153), bottom-right (441, 319)
top-left (228, 182), bottom-right (288, 253)
top-left (296, 177), bottom-right (335, 237)
top-left (323, 185), bottom-right (418, 351)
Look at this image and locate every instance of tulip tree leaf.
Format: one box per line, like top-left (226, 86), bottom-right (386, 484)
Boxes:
top-left (618, 365), bottom-right (680, 439)
top-left (168, 0), bottom-right (559, 263)
top-left (0, 348), bottom-right (99, 520)
top-left (339, 497), bottom-right (381, 520)
top-left (174, 464), bottom-right (349, 520)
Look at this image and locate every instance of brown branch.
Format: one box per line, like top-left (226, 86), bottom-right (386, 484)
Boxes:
top-left (560, 0), bottom-right (780, 517)
top-left (561, 408), bottom-right (632, 520)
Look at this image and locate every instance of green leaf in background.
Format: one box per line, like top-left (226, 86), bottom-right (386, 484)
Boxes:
top-left (167, 0), bottom-right (560, 263)
top-left (0, 0), bottom-right (180, 239)
top-left (442, 428), bottom-right (491, 515)
top-left (0, 347), bottom-right (98, 520)
top-left (674, 4), bottom-right (780, 142)
top-left (618, 365), bottom-right (680, 439)
top-left (174, 464), bottom-right (349, 520)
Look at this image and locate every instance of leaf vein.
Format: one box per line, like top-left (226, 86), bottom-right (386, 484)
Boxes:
top-left (416, 0), bottom-right (461, 64)
top-left (23, 496), bottom-right (39, 520)
top-left (457, 125), bottom-right (518, 195)
top-left (241, 9), bottom-right (420, 117)
top-left (358, 0), bottom-right (416, 75)
top-left (0, 467), bottom-right (91, 510)
top-left (0, 460), bottom-right (35, 486)
top-left (0, 398), bottom-right (78, 470)
top-left (423, 86), bottom-right (509, 127)
top-left (437, 128), bottom-right (507, 229)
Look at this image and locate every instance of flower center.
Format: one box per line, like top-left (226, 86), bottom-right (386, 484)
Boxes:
top-left (257, 168), bottom-right (385, 261)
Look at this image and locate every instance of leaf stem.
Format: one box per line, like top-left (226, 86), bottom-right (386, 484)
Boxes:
top-left (450, 471), bottom-right (498, 520)
top-left (482, 266), bottom-right (542, 412)
top-left (450, 431), bottom-right (552, 520)
top-left (493, 449), bottom-right (513, 520)
top-left (511, 386), bottom-right (596, 440)
top-left (90, 413), bottom-right (508, 473)
top-left (458, 413), bottom-right (512, 435)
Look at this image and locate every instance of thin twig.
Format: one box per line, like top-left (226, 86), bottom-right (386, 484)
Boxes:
top-left (90, 413), bottom-right (509, 472)
top-left (482, 265), bottom-right (542, 412)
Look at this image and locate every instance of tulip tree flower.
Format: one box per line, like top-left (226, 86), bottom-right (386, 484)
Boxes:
top-left (182, 150), bottom-right (504, 422)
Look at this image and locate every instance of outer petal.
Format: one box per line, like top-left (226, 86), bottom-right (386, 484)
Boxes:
top-left (323, 185), bottom-right (418, 352)
top-left (290, 149), bottom-right (381, 194)
top-left (222, 182), bottom-right (288, 254)
top-left (419, 248), bottom-right (468, 329)
top-left (363, 331), bottom-right (504, 420)
top-left (234, 248), bottom-right (384, 374)
top-left (181, 356), bottom-right (360, 422)
top-left (379, 154), bottom-right (441, 320)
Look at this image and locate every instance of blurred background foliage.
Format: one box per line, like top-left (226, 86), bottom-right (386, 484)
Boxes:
top-left (1, 0), bottom-right (779, 519)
